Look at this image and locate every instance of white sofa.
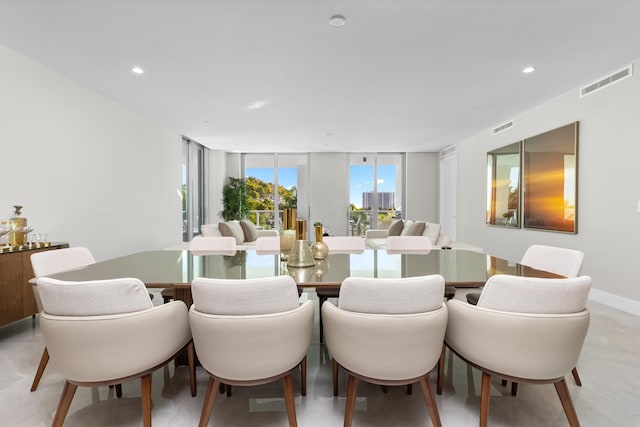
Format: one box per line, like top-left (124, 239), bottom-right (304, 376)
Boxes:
top-left (365, 220), bottom-right (481, 252)
top-left (201, 221), bottom-right (278, 250)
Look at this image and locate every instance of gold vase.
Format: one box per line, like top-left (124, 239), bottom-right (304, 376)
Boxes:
top-left (280, 208), bottom-right (297, 260)
top-left (287, 219), bottom-right (315, 267)
top-left (311, 225), bottom-right (329, 260)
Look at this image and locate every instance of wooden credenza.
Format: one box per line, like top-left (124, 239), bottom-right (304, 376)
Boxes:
top-left (0, 243), bottom-right (69, 327)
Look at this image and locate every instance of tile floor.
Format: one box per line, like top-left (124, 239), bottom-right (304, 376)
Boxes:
top-left (1, 289), bottom-right (638, 426)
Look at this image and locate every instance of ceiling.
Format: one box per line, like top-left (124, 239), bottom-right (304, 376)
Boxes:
top-left (1, 0), bottom-right (640, 153)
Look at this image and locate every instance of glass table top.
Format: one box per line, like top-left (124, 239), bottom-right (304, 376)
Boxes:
top-left (50, 249), bottom-right (560, 288)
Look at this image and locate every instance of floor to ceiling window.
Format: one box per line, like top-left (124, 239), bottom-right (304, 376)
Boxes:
top-left (242, 154), bottom-right (309, 230)
top-left (182, 138), bottom-right (205, 242)
top-left (349, 153), bottom-right (404, 236)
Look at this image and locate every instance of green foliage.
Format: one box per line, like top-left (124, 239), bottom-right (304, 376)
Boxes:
top-left (220, 177), bottom-right (248, 221)
top-left (244, 177), bottom-right (297, 226)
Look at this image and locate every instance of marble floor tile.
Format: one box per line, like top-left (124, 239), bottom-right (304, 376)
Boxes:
top-left (0, 290), bottom-right (638, 426)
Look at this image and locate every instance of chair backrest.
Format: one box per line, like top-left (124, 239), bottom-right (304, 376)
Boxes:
top-left (385, 235), bottom-right (432, 254)
top-left (339, 275), bottom-right (444, 314)
top-left (188, 235), bottom-right (237, 255)
top-left (520, 244), bottom-right (584, 278)
top-left (37, 277), bottom-right (190, 383)
top-left (477, 274), bottom-right (591, 314)
top-left (31, 247), bottom-right (96, 277)
top-left (323, 236), bottom-right (366, 254)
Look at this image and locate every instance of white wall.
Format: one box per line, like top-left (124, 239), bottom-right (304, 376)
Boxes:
top-left (0, 44), bottom-right (182, 261)
top-left (309, 153), bottom-right (349, 236)
top-left (456, 59), bottom-right (640, 306)
top-left (205, 149), bottom-right (227, 224)
top-left (406, 153), bottom-right (439, 221)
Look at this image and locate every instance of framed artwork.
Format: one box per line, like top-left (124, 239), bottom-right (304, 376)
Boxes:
top-left (486, 141), bottom-right (521, 228)
top-left (522, 122), bottom-right (579, 233)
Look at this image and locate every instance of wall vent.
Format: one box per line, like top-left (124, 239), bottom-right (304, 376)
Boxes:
top-left (440, 145), bottom-right (457, 159)
top-left (492, 120), bottom-right (514, 135)
top-left (580, 65), bottom-right (632, 97)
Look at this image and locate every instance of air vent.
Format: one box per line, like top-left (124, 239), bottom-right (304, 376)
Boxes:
top-left (492, 120), bottom-right (514, 135)
top-left (440, 145), bottom-right (457, 159)
top-left (580, 65), bottom-right (632, 97)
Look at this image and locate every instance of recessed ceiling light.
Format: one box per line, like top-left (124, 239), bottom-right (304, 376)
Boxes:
top-left (522, 66), bottom-right (536, 74)
top-left (131, 66), bottom-right (144, 74)
top-left (329, 14), bottom-right (346, 27)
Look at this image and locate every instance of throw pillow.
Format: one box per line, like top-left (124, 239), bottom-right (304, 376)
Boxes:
top-left (401, 220), bottom-right (426, 236)
top-left (239, 219), bottom-right (258, 242)
top-left (400, 220), bottom-right (414, 236)
top-left (219, 221), bottom-right (245, 245)
top-left (387, 219), bottom-right (404, 236)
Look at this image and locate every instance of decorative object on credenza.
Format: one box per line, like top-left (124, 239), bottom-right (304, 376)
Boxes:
top-left (7, 205), bottom-right (33, 247)
top-left (287, 219), bottom-right (315, 268)
top-left (311, 222), bottom-right (329, 260)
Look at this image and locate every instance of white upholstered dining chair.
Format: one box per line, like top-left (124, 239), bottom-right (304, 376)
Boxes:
top-left (323, 275), bottom-right (447, 427)
top-left (446, 274), bottom-right (591, 427)
top-left (465, 244), bottom-right (586, 392)
top-left (37, 276), bottom-right (195, 427)
top-left (29, 247), bottom-right (96, 392)
top-left (189, 275), bottom-right (313, 427)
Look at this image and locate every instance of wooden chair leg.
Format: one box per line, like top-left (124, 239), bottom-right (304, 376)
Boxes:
top-left (344, 375), bottom-right (359, 427)
top-left (115, 383), bottom-right (123, 398)
top-left (31, 347), bottom-right (50, 392)
top-left (501, 379), bottom-right (508, 387)
top-left (282, 374), bottom-right (298, 427)
top-left (52, 381), bottom-right (78, 427)
top-left (437, 344), bottom-right (445, 395)
top-left (480, 372), bottom-right (491, 427)
top-left (141, 374), bottom-right (152, 427)
top-left (187, 341), bottom-right (197, 397)
top-left (571, 367), bottom-right (582, 386)
top-left (406, 384), bottom-right (413, 395)
top-left (200, 377), bottom-right (220, 427)
top-left (300, 356), bottom-right (307, 396)
top-left (511, 382), bottom-right (518, 396)
top-left (419, 374), bottom-right (442, 427)
top-left (332, 358), bottom-right (339, 396)
top-left (554, 378), bottom-right (581, 427)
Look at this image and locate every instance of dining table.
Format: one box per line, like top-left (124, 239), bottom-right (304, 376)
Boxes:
top-left (49, 248), bottom-right (562, 306)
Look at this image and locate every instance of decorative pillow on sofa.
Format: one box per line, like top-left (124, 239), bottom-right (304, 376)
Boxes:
top-left (219, 221), bottom-right (245, 244)
top-left (239, 219), bottom-right (258, 242)
top-left (401, 220), bottom-right (426, 236)
top-left (387, 219), bottom-right (404, 236)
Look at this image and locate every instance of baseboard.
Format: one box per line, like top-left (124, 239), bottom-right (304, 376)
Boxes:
top-left (589, 288), bottom-right (640, 317)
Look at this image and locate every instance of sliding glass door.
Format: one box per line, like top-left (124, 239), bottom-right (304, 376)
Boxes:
top-left (182, 138), bottom-right (205, 241)
top-left (348, 154), bottom-right (403, 236)
top-left (243, 154), bottom-right (309, 230)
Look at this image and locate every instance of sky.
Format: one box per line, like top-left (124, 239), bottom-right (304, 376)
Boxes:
top-left (349, 165), bottom-right (396, 207)
top-left (246, 165), bottom-right (397, 208)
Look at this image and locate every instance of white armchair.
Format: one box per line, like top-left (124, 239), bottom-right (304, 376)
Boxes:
top-left (29, 247), bottom-right (96, 392)
top-left (445, 274), bottom-right (591, 427)
top-left (189, 276), bottom-right (313, 427)
top-left (36, 277), bottom-right (195, 427)
top-left (323, 275), bottom-right (448, 427)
